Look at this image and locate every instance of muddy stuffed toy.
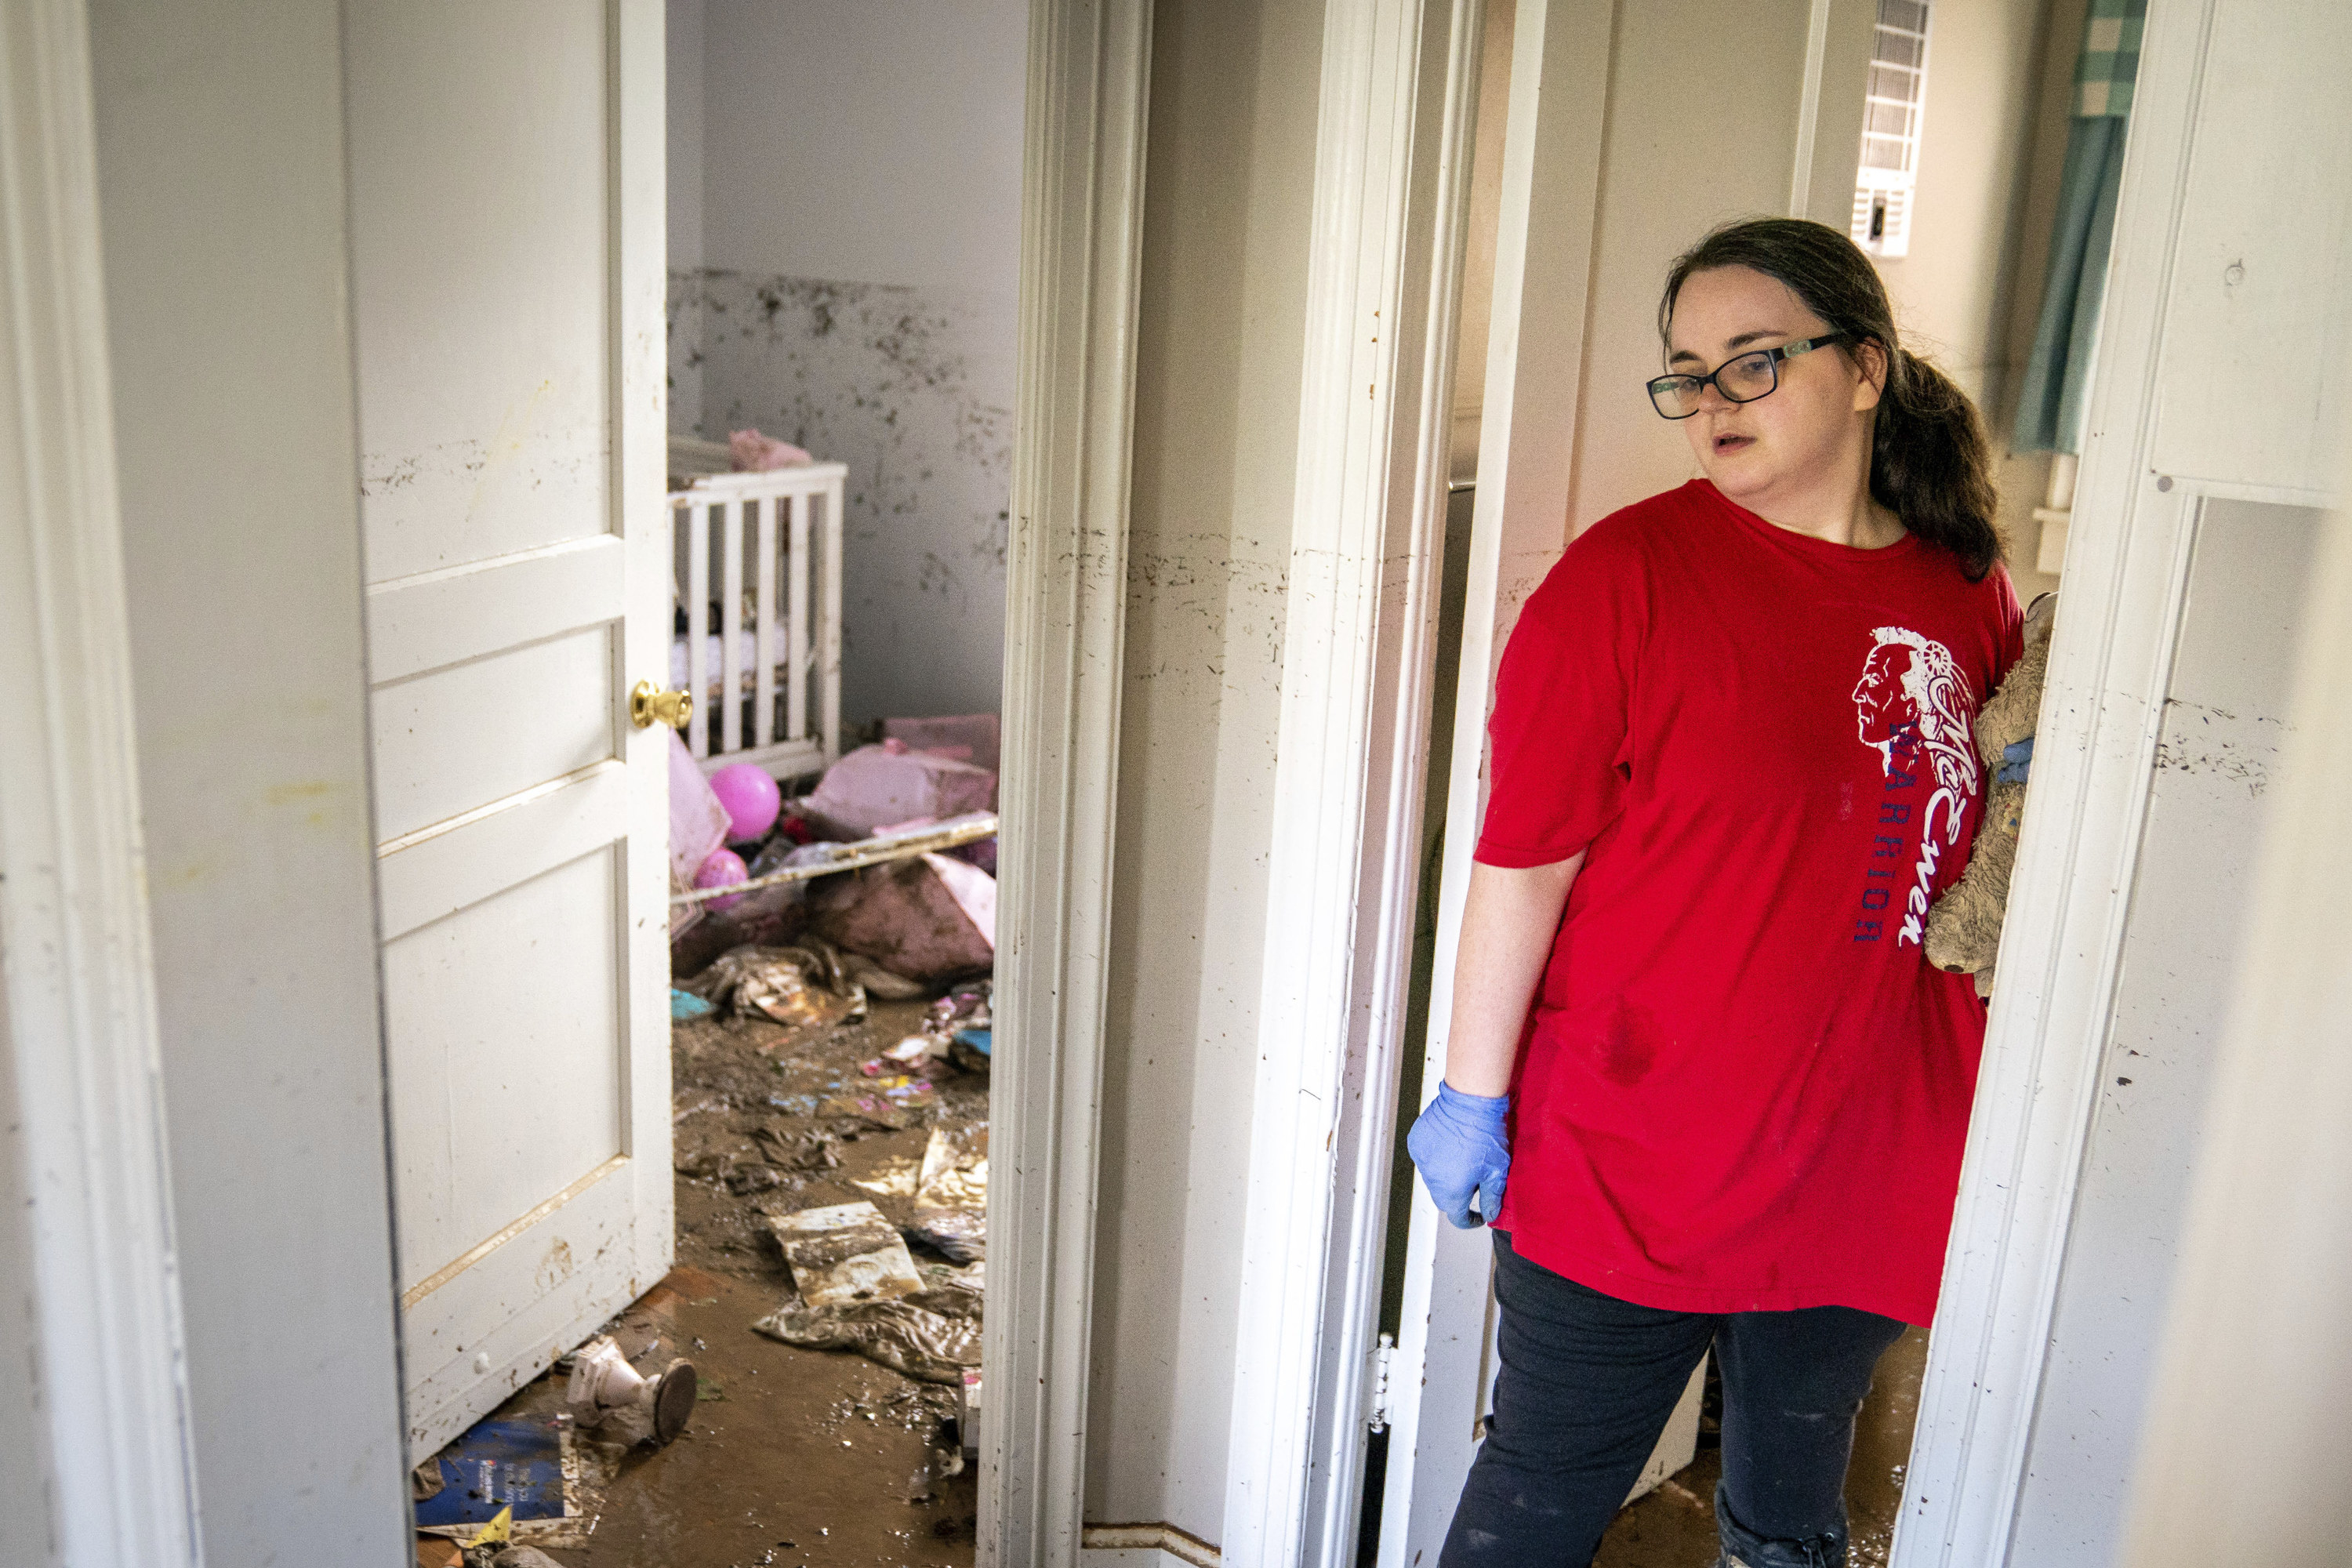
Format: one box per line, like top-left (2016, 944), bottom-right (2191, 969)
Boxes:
top-left (1926, 593), bottom-right (2056, 996)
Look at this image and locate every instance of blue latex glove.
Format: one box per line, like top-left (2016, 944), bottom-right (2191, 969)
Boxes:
top-left (1407, 1082), bottom-right (1512, 1229)
top-left (1996, 735), bottom-right (2034, 786)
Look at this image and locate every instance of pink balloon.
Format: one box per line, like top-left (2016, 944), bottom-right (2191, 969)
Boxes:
top-left (709, 763), bottom-right (782, 844)
top-left (695, 847), bottom-right (749, 911)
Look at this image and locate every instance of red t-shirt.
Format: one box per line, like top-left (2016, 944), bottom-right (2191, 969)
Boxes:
top-left (1479, 480), bottom-right (2023, 1324)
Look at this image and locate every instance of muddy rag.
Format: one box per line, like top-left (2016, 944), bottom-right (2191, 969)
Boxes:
top-left (752, 1294), bottom-right (982, 1385)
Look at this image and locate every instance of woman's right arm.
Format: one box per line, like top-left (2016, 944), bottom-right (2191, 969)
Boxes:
top-left (1442, 855), bottom-right (1583, 1094)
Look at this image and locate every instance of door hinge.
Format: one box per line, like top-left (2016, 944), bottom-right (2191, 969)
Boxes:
top-left (1367, 1332), bottom-right (1396, 1433)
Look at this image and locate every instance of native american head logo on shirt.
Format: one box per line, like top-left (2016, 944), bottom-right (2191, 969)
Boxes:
top-left (1852, 626), bottom-right (1980, 946)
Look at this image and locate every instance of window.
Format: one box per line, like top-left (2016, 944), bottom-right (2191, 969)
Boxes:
top-left (1850, 0), bottom-right (1931, 259)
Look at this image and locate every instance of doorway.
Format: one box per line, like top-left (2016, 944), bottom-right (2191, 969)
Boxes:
top-left (358, 2), bottom-right (1026, 1562)
top-left (1374, 0), bottom-right (2111, 1562)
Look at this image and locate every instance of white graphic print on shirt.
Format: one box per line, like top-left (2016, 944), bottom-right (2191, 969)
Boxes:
top-left (1851, 626), bottom-right (1981, 946)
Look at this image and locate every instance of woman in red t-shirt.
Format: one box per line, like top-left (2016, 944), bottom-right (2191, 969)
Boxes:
top-left (1408, 218), bottom-right (2022, 1568)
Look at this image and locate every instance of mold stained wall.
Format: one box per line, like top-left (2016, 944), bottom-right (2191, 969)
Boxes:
top-left (1084, 0), bottom-right (1328, 1536)
top-left (666, 0), bottom-right (1025, 733)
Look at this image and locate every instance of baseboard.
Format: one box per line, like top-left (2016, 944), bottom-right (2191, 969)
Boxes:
top-left (1080, 1522), bottom-right (1221, 1566)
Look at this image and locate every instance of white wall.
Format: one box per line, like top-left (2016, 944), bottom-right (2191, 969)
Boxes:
top-left (1560, 0), bottom-right (1871, 543)
top-left (670, 0), bottom-right (1025, 735)
top-left (2001, 0), bottom-right (2352, 1553)
top-left (2116, 499), bottom-right (2352, 1568)
top-left (2009, 499), bottom-right (2316, 1559)
top-left (85, 1), bottom-right (410, 1562)
top-left (1083, 0), bottom-right (1328, 1538)
top-left (698, 0), bottom-right (1024, 296)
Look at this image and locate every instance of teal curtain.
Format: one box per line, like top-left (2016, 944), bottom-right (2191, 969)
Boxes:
top-left (2013, 0), bottom-right (2147, 455)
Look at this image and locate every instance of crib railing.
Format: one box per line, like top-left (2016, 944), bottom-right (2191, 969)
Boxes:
top-left (667, 458), bottom-right (845, 780)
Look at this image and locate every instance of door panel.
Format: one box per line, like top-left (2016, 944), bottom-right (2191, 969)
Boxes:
top-left (369, 628), bottom-right (618, 841)
top-left (347, 3), bottom-right (613, 585)
top-left (382, 848), bottom-right (627, 1286)
top-left (348, 0), bottom-right (672, 1454)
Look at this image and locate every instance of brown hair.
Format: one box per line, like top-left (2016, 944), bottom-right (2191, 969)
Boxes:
top-left (1658, 217), bottom-right (2005, 580)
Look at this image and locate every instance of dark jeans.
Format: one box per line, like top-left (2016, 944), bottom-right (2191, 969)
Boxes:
top-left (1438, 1232), bottom-right (1908, 1568)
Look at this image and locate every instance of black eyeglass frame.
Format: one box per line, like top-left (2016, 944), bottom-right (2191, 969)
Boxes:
top-left (1645, 332), bottom-right (1853, 420)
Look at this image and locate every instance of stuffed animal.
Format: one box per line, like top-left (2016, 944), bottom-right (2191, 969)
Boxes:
top-left (1925, 593), bottom-right (2056, 997)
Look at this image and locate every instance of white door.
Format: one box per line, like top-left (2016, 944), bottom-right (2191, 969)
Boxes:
top-left (347, 0), bottom-right (673, 1455)
top-left (1378, 2), bottom-right (1872, 1557)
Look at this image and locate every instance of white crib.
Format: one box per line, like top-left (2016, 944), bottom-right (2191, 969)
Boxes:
top-left (668, 439), bottom-right (844, 781)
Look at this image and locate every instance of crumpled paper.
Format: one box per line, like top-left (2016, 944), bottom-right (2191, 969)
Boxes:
top-left (680, 943), bottom-right (866, 1029)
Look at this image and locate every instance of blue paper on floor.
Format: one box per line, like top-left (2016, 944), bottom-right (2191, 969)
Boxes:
top-left (412, 1419), bottom-right (568, 1526)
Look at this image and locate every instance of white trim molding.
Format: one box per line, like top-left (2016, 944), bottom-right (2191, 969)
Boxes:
top-left (0, 0), bottom-right (201, 1563)
top-left (1222, 1), bottom-right (1479, 1563)
top-left (983, 2), bottom-right (1152, 1565)
top-left (1889, 3), bottom-right (2223, 1564)
top-left (1377, 2), bottom-right (1617, 1559)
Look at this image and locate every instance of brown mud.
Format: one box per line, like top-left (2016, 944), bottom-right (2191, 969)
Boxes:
top-left (439, 996), bottom-right (985, 1568)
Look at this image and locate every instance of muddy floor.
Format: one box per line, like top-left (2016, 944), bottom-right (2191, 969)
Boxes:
top-left (426, 993), bottom-right (985, 1568)
top-left (426, 985), bottom-right (1924, 1568)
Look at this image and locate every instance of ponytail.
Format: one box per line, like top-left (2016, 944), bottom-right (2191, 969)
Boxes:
top-left (1659, 219), bottom-right (2006, 581)
top-left (1870, 348), bottom-right (2002, 579)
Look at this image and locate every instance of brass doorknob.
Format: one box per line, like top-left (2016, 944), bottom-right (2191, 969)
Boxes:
top-left (630, 681), bottom-right (692, 730)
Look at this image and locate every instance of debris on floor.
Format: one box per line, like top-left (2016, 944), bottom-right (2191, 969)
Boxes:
top-left (879, 713), bottom-right (1000, 775)
top-left (957, 1370), bottom-right (982, 1461)
top-left (678, 940), bottom-right (871, 1029)
top-left (563, 1336), bottom-right (697, 1447)
top-left (482, 1547), bottom-right (564, 1568)
top-left (807, 854), bottom-right (995, 983)
top-left (752, 1290), bottom-right (983, 1385)
top-left (880, 981), bottom-right (994, 1077)
top-left (425, 833), bottom-right (991, 1566)
top-left (797, 737), bottom-right (997, 843)
top-left (708, 760), bottom-right (783, 845)
top-left (412, 1417), bottom-right (590, 1551)
top-left (906, 1127), bottom-right (988, 1262)
top-left (767, 1200), bottom-right (927, 1306)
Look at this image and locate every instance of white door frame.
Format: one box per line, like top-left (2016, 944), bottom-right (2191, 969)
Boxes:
top-left (982, 1), bottom-right (1153, 1563)
top-left (1892, 0), bottom-right (2343, 1560)
top-left (1376, 4), bottom-right (1625, 1559)
top-left (1378, 1), bottom-right (2292, 1563)
top-left (1221, 0), bottom-right (1483, 1564)
top-left (0, 0), bottom-right (203, 1562)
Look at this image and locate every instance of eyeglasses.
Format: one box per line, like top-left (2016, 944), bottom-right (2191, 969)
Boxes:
top-left (1645, 332), bottom-right (1851, 419)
